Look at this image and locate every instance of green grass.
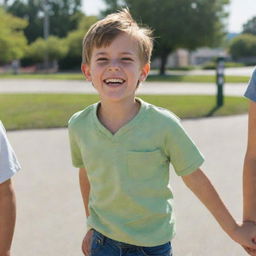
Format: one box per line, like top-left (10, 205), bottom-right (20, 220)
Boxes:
top-left (0, 94), bottom-right (248, 130)
top-left (0, 73), bottom-right (250, 83)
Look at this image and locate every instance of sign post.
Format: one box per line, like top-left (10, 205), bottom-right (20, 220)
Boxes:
top-left (216, 57), bottom-right (225, 107)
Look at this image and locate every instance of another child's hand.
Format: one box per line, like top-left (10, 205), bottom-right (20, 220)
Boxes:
top-left (230, 221), bottom-right (256, 254)
top-left (82, 229), bottom-right (94, 256)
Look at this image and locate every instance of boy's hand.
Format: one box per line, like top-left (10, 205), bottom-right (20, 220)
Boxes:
top-left (242, 221), bottom-right (256, 256)
top-left (243, 246), bottom-right (256, 256)
top-left (230, 221), bottom-right (256, 254)
top-left (82, 229), bottom-right (94, 256)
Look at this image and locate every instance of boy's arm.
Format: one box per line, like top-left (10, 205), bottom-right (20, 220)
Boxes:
top-left (79, 168), bottom-right (93, 256)
top-left (79, 168), bottom-right (90, 218)
top-left (182, 168), bottom-right (256, 249)
top-left (243, 101), bottom-right (256, 222)
top-left (0, 179), bottom-right (16, 255)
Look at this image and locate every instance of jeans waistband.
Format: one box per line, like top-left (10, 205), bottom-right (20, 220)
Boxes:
top-left (93, 229), bottom-right (171, 250)
top-left (93, 229), bottom-right (138, 248)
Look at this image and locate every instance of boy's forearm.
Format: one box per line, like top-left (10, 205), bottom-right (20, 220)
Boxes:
top-left (0, 180), bottom-right (16, 254)
top-left (182, 169), bottom-right (237, 237)
top-left (243, 156), bottom-right (256, 221)
top-left (79, 168), bottom-right (90, 218)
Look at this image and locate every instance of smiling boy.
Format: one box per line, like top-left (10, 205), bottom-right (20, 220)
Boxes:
top-left (68, 9), bottom-right (256, 256)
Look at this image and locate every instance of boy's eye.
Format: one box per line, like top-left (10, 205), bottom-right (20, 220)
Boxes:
top-left (97, 58), bottom-right (108, 62)
top-left (121, 57), bottom-right (133, 61)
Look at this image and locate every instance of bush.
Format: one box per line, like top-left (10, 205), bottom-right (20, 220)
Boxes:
top-left (202, 61), bottom-right (245, 70)
top-left (229, 34), bottom-right (256, 60)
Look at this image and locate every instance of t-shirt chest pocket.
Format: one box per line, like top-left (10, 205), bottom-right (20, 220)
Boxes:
top-left (127, 149), bottom-right (165, 180)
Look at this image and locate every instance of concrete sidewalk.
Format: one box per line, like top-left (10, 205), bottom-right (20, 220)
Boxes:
top-left (8, 114), bottom-right (248, 256)
top-left (0, 78), bottom-right (248, 96)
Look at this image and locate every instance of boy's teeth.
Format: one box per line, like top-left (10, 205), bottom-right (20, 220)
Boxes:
top-left (105, 78), bottom-right (124, 83)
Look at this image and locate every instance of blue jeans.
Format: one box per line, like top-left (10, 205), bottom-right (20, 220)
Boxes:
top-left (90, 229), bottom-right (173, 256)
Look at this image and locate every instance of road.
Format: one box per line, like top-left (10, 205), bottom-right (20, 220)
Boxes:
top-left (0, 79), bottom-right (249, 96)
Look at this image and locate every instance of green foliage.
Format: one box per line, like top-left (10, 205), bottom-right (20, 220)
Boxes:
top-left (6, 0), bottom-right (43, 43)
top-left (202, 61), bottom-right (244, 70)
top-left (6, 0), bottom-right (83, 43)
top-left (229, 34), bottom-right (256, 59)
top-left (59, 15), bottom-right (98, 69)
top-left (27, 36), bottom-right (68, 62)
top-left (101, 0), bottom-right (230, 74)
top-left (100, 0), bottom-right (125, 16)
top-left (243, 16), bottom-right (256, 35)
top-left (65, 16), bottom-right (98, 59)
top-left (0, 7), bottom-right (28, 63)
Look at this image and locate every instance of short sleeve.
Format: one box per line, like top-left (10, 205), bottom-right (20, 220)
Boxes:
top-left (166, 120), bottom-right (204, 176)
top-left (68, 121), bottom-right (85, 169)
top-left (244, 68), bottom-right (256, 102)
top-left (0, 122), bottom-right (21, 183)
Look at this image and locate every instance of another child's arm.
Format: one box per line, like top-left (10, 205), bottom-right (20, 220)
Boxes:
top-left (243, 101), bottom-right (256, 255)
top-left (79, 168), bottom-right (93, 256)
top-left (243, 101), bottom-right (256, 222)
top-left (0, 179), bottom-right (16, 255)
top-left (182, 168), bottom-right (256, 250)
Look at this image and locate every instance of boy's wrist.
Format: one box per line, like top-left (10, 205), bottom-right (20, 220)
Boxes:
top-left (224, 220), bottom-right (240, 239)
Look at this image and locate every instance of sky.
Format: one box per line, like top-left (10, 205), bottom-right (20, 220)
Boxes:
top-left (82, 0), bottom-right (256, 33)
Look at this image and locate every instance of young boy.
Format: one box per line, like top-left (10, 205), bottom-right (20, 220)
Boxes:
top-left (68, 9), bottom-right (256, 256)
top-left (0, 121), bottom-right (21, 256)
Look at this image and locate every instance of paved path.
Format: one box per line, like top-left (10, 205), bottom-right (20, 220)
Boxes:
top-left (0, 79), bottom-right (248, 96)
top-left (8, 114), bottom-right (249, 256)
top-left (166, 66), bottom-right (255, 76)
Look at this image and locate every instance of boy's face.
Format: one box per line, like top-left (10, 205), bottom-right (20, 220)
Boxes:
top-left (82, 33), bottom-right (150, 103)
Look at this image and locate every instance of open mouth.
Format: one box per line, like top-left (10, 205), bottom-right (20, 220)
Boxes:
top-left (103, 78), bottom-right (126, 87)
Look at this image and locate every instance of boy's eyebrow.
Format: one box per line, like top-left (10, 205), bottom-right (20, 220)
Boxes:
top-left (95, 52), bottom-right (107, 56)
top-left (120, 52), bottom-right (134, 55)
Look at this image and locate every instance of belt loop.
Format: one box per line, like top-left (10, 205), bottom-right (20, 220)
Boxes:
top-left (102, 233), bottom-right (106, 245)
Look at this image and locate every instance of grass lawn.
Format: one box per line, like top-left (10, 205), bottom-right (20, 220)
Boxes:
top-left (0, 94), bottom-right (248, 130)
top-left (0, 73), bottom-right (250, 83)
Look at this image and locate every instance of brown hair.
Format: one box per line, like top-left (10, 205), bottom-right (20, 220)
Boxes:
top-left (82, 8), bottom-right (153, 66)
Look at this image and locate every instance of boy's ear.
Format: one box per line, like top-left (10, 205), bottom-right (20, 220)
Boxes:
top-left (139, 63), bottom-right (150, 82)
top-left (81, 63), bottom-right (92, 81)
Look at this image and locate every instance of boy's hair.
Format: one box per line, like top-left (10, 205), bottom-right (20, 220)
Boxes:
top-left (82, 8), bottom-right (153, 66)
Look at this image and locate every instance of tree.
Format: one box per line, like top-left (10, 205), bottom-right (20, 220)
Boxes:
top-left (27, 36), bottom-right (68, 62)
top-left (243, 16), bottom-right (256, 35)
top-left (0, 8), bottom-right (28, 64)
top-left (229, 34), bottom-right (256, 60)
top-left (59, 15), bottom-right (98, 69)
top-left (101, 0), bottom-right (230, 74)
top-left (5, 0), bottom-right (83, 43)
top-left (100, 0), bottom-right (124, 16)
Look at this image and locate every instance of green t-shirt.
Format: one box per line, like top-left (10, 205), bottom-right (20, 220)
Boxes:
top-left (68, 98), bottom-right (204, 246)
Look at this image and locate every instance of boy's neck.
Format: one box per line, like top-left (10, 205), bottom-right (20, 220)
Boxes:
top-left (97, 98), bottom-right (140, 134)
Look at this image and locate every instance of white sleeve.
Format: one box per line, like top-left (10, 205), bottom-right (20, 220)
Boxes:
top-left (0, 122), bottom-right (21, 183)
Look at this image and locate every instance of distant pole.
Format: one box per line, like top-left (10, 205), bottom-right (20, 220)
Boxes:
top-left (3, 0), bottom-right (8, 9)
top-left (43, 0), bottom-right (49, 72)
top-left (216, 57), bottom-right (225, 107)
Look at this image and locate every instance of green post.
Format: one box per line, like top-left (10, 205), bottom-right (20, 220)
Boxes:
top-left (216, 57), bottom-right (225, 107)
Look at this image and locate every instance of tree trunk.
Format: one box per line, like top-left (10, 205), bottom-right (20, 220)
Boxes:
top-left (159, 52), bottom-right (168, 75)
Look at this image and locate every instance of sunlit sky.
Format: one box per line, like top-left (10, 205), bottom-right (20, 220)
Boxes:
top-left (82, 0), bottom-right (256, 33)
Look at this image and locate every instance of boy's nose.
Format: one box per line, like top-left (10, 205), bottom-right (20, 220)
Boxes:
top-left (107, 60), bottom-right (121, 71)
top-left (107, 65), bottom-right (120, 72)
